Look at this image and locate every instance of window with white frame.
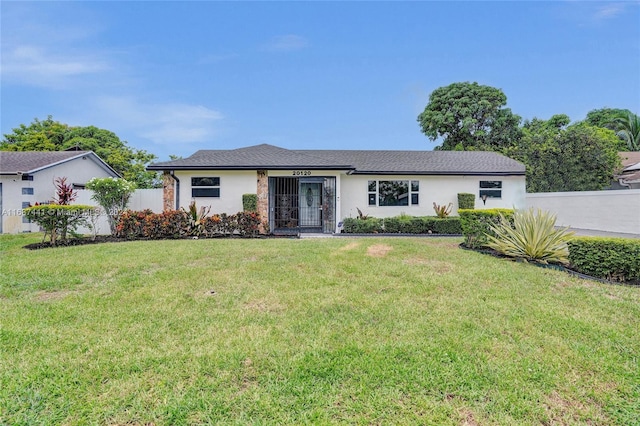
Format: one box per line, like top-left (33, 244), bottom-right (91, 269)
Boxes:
top-left (368, 180), bottom-right (419, 206)
top-left (191, 177), bottom-right (220, 198)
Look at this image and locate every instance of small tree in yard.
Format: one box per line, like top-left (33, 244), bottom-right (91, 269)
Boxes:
top-left (86, 177), bottom-right (136, 235)
top-left (24, 177), bottom-right (96, 245)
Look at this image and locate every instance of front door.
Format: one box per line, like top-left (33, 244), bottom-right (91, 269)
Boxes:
top-left (298, 181), bottom-right (322, 230)
top-left (269, 177), bottom-right (332, 234)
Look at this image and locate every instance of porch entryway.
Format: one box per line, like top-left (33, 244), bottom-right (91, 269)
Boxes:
top-left (268, 177), bottom-right (336, 234)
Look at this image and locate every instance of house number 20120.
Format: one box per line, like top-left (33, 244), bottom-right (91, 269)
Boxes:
top-left (292, 171), bottom-right (311, 176)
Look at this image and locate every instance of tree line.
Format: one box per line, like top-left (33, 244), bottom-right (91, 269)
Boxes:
top-left (2, 85), bottom-right (638, 192)
top-left (417, 81), bottom-right (639, 192)
top-left (0, 116), bottom-right (159, 188)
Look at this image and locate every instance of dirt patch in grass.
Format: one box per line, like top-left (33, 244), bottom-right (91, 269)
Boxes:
top-left (543, 391), bottom-right (605, 425)
top-left (366, 244), bottom-right (393, 257)
top-left (34, 290), bottom-right (75, 302)
top-left (458, 408), bottom-right (479, 426)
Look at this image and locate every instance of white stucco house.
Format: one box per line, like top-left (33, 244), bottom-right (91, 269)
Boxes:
top-left (148, 144), bottom-right (526, 234)
top-left (0, 151), bottom-right (119, 233)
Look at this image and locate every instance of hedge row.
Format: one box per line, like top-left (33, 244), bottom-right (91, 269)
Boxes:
top-left (459, 209), bottom-right (639, 283)
top-left (342, 216), bottom-right (462, 234)
top-left (116, 209), bottom-right (261, 239)
top-left (459, 208), bottom-right (515, 249)
top-left (568, 237), bottom-right (640, 282)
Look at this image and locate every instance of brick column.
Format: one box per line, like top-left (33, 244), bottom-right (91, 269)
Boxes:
top-left (162, 172), bottom-right (175, 211)
top-left (257, 170), bottom-right (269, 233)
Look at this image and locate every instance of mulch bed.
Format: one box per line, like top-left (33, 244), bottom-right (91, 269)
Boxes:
top-left (24, 235), bottom-right (130, 250)
top-left (22, 234), bottom-right (292, 250)
top-left (459, 243), bottom-right (640, 287)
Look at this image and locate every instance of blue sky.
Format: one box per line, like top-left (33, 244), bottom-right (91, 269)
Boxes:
top-left (2, 1), bottom-right (639, 161)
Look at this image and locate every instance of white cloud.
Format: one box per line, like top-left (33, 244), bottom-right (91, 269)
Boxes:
top-left (93, 96), bottom-right (224, 146)
top-left (1, 3), bottom-right (113, 88)
top-left (593, 3), bottom-right (627, 20)
top-left (262, 34), bottom-right (309, 52)
top-left (1, 45), bottom-right (110, 87)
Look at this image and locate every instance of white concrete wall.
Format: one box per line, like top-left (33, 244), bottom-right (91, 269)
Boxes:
top-left (173, 170), bottom-right (257, 214)
top-left (73, 188), bottom-right (163, 235)
top-left (1, 156), bottom-right (117, 234)
top-left (526, 190), bottom-right (640, 234)
top-left (340, 174), bottom-right (526, 220)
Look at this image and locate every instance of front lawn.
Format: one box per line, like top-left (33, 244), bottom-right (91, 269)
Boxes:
top-left (1, 234), bottom-right (638, 425)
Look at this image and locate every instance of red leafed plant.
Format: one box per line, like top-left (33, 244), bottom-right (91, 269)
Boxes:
top-left (54, 177), bottom-right (77, 205)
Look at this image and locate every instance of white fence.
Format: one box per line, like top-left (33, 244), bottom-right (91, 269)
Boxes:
top-left (75, 188), bottom-right (163, 235)
top-left (526, 189), bottom-right (640, 235)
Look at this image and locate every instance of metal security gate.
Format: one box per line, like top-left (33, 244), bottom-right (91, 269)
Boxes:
top-left (270, 177), bottom-right (300, 232)
top-left (269, 177), bottom-right (335, 234)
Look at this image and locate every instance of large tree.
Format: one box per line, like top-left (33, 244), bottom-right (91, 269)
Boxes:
top-left (584, 108), bottom-right (639, 151)
top-left (506, 116), bottom-right (621, 192)
top-left (417, 82), bottom-right (521, 151)
top-left (613, 111), bottom-right (640, 151)
top-left (1, 116), bottom-right (159, 188)
top-left (584, 107), bottom-right (630, 131)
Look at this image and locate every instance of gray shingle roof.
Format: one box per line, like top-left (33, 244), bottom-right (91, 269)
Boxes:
top-left (297, 149), bottom-right (525, 175)
top-left (148, 143), bottom-right (526, 175)
top-left (0, 151), bottom-right (119, 176)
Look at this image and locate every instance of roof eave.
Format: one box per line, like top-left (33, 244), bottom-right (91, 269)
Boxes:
top-left (12, 151), bottom-right (121, 178)
top-left (147, 165), bottom-right (354, 171)
top-left (350, 171), bottom-right (526, 176)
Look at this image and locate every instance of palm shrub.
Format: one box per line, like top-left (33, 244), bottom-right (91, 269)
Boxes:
top-left (486, 208), bottom-right (574, 265)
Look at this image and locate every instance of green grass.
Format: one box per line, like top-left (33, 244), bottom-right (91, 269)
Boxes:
top-left (1, 233), bottom-right (639, 425)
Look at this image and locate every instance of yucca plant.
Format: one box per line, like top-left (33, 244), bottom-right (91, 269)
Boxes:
top-left (486, 208), bottom-right (574, 265)
top-left (433, 202), bottom-right (453, 218)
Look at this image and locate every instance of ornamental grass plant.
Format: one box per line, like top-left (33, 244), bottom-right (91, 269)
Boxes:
top-left (486, 208), bottom-right (574, 265)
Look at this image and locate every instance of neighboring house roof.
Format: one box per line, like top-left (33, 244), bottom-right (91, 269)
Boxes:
top-left (617, 152), bottom-right (640, 185)
top-left (149, 143), bottom-right (526, 176)
top-left (0, 150), bottom-right (120, 177)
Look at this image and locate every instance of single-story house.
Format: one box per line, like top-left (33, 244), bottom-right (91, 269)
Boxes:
top-left (614, 152), bottom-right (640, 189)
top-left (0, 151), bottom-right (119, 233)
top-left (148, 144), bottom-right (526, 234)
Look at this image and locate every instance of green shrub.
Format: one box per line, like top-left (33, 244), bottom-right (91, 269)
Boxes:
top-left (342, 216), bottom-right (461, 234)
top-left (342, 217), bottom-right (383, 233)
top-left (486, 208), bottom-right (573, 264)
top-left (86, 177), bottom-right (136, 235)
top-left (459, 208), bottom-right (515, 248)
top-left (457, 193), bottom-right (475, 210)
top-left (432, 217), bottom-right (463, 234)
top-left (242, 194), bottom-right (258, 212)
top-left (24, 205), bottom-right (98, 245)
top-left (568, 237), bottom-right (640, 282)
